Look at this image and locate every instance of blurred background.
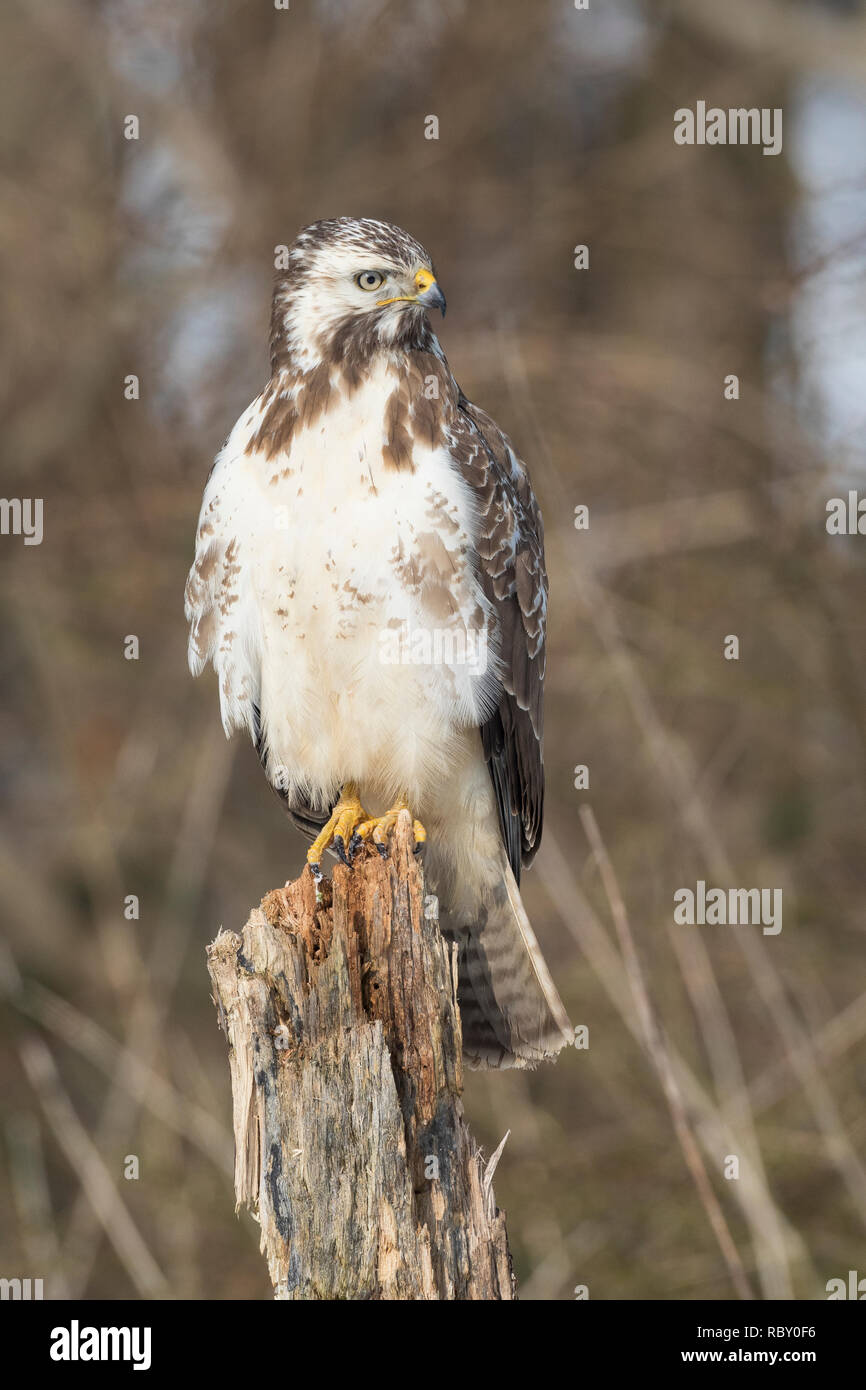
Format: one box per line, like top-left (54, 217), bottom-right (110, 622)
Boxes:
top-left (2, 0), bottom-right (866, 1301)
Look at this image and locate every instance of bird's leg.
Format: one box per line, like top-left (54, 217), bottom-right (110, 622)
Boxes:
top-left (306, 781), bottom-right (369, 881)
top-left (351, 795), bottom-right (427, 860)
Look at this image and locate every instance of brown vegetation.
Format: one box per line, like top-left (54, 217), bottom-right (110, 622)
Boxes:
top-left (1, 0), bottom-right (865, 1300)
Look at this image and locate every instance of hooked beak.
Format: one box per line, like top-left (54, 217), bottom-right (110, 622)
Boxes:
top-left (376, 267), bottom-right (447, 316)
top-left (414, 267), bottom-right (446, 316)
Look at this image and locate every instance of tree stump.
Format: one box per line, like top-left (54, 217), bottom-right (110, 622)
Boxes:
top-left (206, 811), bottom-right (515, 1300)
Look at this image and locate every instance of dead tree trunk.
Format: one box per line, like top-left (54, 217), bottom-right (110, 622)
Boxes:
top-left (206, 811), bottom-right (515, 1300)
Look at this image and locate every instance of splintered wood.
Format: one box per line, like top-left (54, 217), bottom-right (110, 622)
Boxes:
top-left (206, 811), bottom-right (515, 1300)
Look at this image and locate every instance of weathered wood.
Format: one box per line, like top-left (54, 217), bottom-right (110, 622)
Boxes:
top-left (206, 811), bottom-right (515, 1300)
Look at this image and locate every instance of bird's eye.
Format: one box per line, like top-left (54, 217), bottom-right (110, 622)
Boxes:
top-left (355, 271), bottom-right (384, 292)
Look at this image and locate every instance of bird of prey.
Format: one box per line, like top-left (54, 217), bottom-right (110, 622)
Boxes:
top-left (185, 217), bottom-right (571, 1069)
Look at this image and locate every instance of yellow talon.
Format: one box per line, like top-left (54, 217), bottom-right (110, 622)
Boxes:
top-left (306, 782), bottom-right (368, 879)
top-left (354, 797), bottom-right (427, 859)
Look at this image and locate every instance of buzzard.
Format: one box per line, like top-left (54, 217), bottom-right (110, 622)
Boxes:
top-left (185, 217), bottom-right (571, 1068)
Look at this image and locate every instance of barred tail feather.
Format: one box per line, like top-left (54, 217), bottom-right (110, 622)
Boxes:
top-left (440, 850), bottom-right (572, 1070)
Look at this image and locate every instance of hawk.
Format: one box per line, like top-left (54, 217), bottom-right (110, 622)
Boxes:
top-left (185, 217), bottom-right (571, 1069)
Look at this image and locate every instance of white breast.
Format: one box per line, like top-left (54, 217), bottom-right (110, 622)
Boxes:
top-left (187, 361), bottom-right (501, 815)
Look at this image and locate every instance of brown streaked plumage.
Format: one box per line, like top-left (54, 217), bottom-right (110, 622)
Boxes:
top-left (185, 216), bottom-right (571, 1069)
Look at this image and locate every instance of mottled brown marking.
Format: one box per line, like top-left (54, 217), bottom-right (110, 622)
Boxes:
top-left (390, 538), bottom-right (421, 590)
top-left (191, 606), bottom-right (217, 657)
top-left (416, 530), bottom-right (457, 580)
top-left (217, 538), bottom-right (241, 615)
top-left (342, 579), bottom-right (374, 605)
top-left (425, 485), bottom-right (461, 536)
top-left (246, 365), bottom-right (338, 462)
top-left (298, 361), bottom-right (331, 426)
top-left (408, 355), bottom-right (452, 449)
top-left (193, 541), bottom-right (220, 586)
top-left (382, 377), bottom-right (414, 472)
top-left (416, 531), bottom-right (461, 622)
top-left (422, 583), bottom-right (459, 621)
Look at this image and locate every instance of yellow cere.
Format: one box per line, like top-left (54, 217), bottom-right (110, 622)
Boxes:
top-left (376, 266), bottom-right (437, 308)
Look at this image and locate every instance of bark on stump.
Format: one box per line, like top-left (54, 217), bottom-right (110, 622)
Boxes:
top-left (206, 811), bottom-right (515, 1300)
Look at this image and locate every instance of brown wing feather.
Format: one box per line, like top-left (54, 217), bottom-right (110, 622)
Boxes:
top-left (451, 395), bottom-right (547, 882)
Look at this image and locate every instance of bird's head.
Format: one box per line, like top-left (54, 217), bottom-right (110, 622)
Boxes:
top-left (270, 217), bottom-right (446, 375)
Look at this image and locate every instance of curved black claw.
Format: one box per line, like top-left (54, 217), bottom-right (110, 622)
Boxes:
top-left (333, 835), bottom-right (352, 867)
top-left (308, 861), bottom-right (323, 884)
top-left (413, 840), bottom-right (426, 859)
top-left (375, 842), bottom-right (389, 859)
top-left (347, 831), bottom-right (363, 861)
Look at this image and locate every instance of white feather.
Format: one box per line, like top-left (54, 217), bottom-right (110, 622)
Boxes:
top-left (185, 359), bottom-right (501, 815)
